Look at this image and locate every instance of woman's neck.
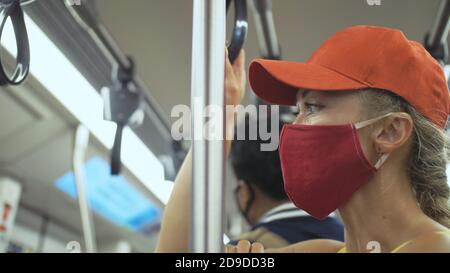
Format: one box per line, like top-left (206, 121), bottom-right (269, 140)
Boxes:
top-left (338, 164), bottom-right (434, 253)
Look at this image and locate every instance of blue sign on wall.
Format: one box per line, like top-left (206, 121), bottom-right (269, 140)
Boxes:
top-left (55, 157), bottom-right (161, 232)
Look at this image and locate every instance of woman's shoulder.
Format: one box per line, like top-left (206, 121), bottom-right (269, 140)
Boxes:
top-left (395, 229), bottom-right (450, 253)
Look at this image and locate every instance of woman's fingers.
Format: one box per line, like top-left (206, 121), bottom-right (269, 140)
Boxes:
top-left (225, 47), bottom-right (233, 77)
top-left (228, 240), bottom-right (265, 253)
top-left (250, 242), bottom-right (265, 253)
top-left (224, 48), bottom-right (246, 107)
top-left (225, 245), bottom-right (236, 253)
top-left (233, 49), bottom-right (246, 88)
top-left (237, 240), bottom-right (252, 253)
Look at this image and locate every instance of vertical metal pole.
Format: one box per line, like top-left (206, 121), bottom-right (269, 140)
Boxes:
top-left (73, 125), bottom-right (97, 253)
top-left (190, 0), bottom-right (226, 253)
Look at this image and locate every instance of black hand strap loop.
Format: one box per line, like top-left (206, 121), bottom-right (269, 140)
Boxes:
top-left (226, 0), bottom-right (248, 63)
top-left (0, 0), bottom-right (29, 86)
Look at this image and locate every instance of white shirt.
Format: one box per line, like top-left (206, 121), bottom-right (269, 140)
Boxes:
top-left (257, 202), bottom-right (337, 225)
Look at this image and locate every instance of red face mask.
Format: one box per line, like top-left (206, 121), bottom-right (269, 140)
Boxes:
top-left (279, 113), bottom-right (391, 220)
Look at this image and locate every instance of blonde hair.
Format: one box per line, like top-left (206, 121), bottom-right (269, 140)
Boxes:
top-left (361, 89), bottom-right (450, 228)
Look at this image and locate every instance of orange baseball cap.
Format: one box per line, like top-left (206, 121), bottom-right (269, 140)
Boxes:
top-left (249, 25), bottom-right (450, 129)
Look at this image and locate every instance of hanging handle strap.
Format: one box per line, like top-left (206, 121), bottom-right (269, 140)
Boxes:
top-left (111, 124), bottom-right (123, 175)
top-left (0, 0), bottom-right (29, 86)
top-left (226, 0), bottom-right (248, 63)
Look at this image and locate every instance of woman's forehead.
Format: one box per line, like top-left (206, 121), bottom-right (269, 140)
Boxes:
top-left (296, 89), bottom-right (359, 101)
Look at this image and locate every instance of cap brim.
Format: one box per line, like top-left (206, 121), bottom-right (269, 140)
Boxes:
top-left (249, 59), bottom-right (369, 105)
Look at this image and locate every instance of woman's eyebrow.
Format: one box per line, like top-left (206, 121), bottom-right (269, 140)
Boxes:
top-left (302, 90), bottom-right (322, 101)
top-left (296, 90), bottom-right (309, 101)
top-left (307, 91), bottom-right (330, 102)
top-left (302, 90), bottom-right (310, 99)
top-left (297, 90), bottom-right (324, 102)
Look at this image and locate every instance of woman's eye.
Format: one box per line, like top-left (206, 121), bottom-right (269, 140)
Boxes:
top-left (292, 104), bottom-right (301, 117)
top-left (305, 103), bottom-right (322, 114)
top-left (293, 103), bottom-right (322, 121)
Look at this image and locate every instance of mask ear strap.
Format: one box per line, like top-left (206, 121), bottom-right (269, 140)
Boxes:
top-left (374, 153), bottom-right (389, 169)
top-left (354, 113), bottom-right (392, 169)
top-left (354, 112), bottom-right (392, 130)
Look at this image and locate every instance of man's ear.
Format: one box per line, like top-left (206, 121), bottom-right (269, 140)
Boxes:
top-left (237, 180), bottom-right (251, 203)
top-left (372, 113), bottom-right (413, 153)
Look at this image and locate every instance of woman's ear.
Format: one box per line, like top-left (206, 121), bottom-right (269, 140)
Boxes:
top-left (372, 113), bottom-right (413, 153)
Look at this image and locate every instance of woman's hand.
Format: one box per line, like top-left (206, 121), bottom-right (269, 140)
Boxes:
top-left (225, 48), bottom-right (246, 107)
top-left (224, 48), bottom-right (246, 148)
top-left (225, 240), bottom-right (265, 253)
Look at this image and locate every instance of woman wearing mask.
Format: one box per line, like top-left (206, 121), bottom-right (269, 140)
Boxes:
top-left (229, 25), bottom-right (450, 253)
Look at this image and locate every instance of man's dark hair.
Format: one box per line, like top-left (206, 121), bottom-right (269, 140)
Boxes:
top-left (230, 115), bottom-right (288, 201)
